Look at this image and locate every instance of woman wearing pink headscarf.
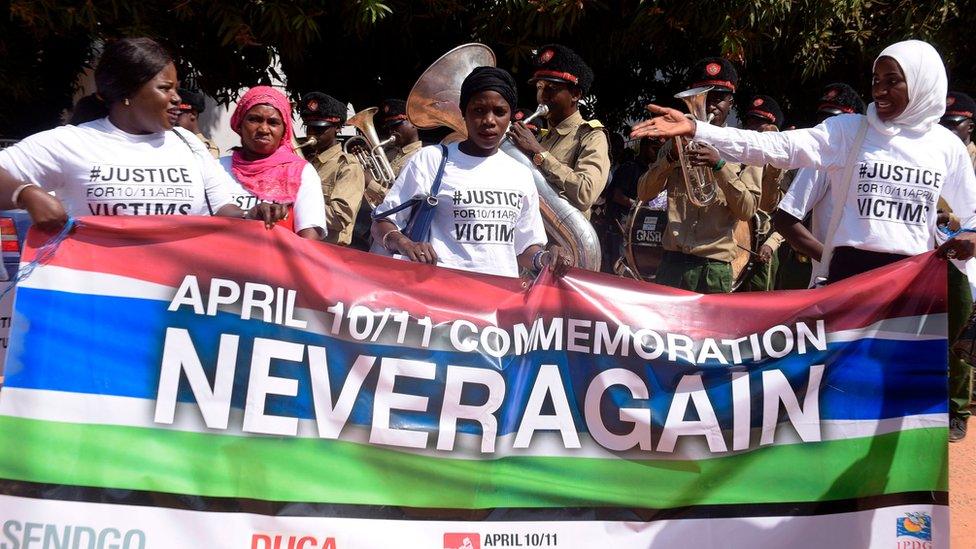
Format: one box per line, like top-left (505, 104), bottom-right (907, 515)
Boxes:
top-left (222, 86), bottom-right (326, 239)
top-left (631, 39), bottom-right (976, 281)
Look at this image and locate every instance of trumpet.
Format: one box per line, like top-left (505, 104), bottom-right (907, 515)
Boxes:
top-left (344, 107), bottom-right (396, 185)
top-left (673, 86), bottom-right (718, 207)
top-left (518, 104), bottom-right (549, 127)
top-left (292, 136), bottom-right (317, 153)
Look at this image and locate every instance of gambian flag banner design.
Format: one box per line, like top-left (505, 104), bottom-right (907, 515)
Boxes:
top-left (0, 217), bottom-right (949, 549)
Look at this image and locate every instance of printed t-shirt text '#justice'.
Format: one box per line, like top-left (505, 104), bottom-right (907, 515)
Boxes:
top-left (0, 118), bottom-right (235, 217)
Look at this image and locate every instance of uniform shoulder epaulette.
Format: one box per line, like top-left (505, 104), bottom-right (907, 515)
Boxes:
top-left (584, 119), bottom-right (605, 129)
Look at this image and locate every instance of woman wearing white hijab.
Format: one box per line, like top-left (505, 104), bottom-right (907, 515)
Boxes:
top-left (631, 39), bottom-right (976, 282)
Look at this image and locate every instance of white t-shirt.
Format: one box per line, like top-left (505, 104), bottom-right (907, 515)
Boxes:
top-left (777, 167), bottom-right (832, 284)
top-left (376, 143), bottom-right (548, 278)
top-left (697, 113), bottom-right (976, 257)
top-left (0, 118), bottom-right (234, 217)
top-left (219, 156), bottom-right (327, 236)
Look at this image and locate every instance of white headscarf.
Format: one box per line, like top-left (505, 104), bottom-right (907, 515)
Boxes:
top-left (866, 39), bottom-right (947, 136)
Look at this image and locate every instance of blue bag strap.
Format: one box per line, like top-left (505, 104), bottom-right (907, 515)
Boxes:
top-left (403, 144), bottom-right (449, 241)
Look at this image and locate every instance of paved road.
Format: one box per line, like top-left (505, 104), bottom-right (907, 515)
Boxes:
top-left (951, 432), bottom-right (975, 548)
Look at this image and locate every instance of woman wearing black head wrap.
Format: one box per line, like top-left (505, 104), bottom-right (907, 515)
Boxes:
top-left (372, 66), bottom-right (572, 278)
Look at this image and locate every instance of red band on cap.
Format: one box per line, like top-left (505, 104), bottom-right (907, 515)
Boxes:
top-left (178, 103), bottom-right (193, 111)
top-left (305, 115), bottom-right (342, 124)
top-left (533, 69), bottom-right (579, 85)
top-left (818, 102), bottom-right (854, 114)
top-left (946, 110), bottom-right (974, 118)
top-left (747, 109), bottom-right (776, 123)
top-left (691, 79), bottom-right (736, 92)
top-left (382, 114), bottom-right (408, 123)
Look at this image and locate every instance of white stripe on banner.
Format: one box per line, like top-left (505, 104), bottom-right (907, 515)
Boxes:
top-left (0, 388), bottom-right (947, 461)
top-left (18, 265), bottom-right (947, 347)
top-left (0, 494), bottom-right (949, 549)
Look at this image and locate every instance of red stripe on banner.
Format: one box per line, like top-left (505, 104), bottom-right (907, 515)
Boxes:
top-left (22, 217), bottom-right (947, 336)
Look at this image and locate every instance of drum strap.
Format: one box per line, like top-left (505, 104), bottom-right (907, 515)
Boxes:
top-left (819, 117), bottom-right (868, 283)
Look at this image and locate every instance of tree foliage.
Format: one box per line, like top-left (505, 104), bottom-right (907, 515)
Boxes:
top-left (1, 0), bottom-right (973, 137)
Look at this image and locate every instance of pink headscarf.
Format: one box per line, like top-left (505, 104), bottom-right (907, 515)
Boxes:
top-left (229, 86), bottom-right (307, 203)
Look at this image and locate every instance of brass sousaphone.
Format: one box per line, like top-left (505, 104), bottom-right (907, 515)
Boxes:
top-left (406, 44), bottom-right (602, 270)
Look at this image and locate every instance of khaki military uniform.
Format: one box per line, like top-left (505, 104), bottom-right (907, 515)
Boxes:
top-left (195, 133), bottom-right (220, 159)
top-left (968, 141), bottom-right (976, 170)
top-left (744, 166), bottom-right (787, 291)
top-left (311, 144), bottom-right (366, 246)
top-left (536, 111), bottom-right (611, 218)
top-left (637, 141), bottom-right (762, 293)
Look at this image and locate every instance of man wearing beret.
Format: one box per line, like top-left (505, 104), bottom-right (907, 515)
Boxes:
top-left (636, 57), bottom-right (762, 293)
top-left (300, 92), bottom-right (365, 247)
top-left (773, 83), bottom-right (866, 290)
top-left (509, 44), bottom-right (610, 220)
top-left (175, 88), bottom-right (220, 159)
top-left (941, 91), bottom-right (976, 169)
top-left (940, 90), bottom-right (976, 441)
top-left (739, 94), bottom-right (787, 292)
top-left (377, 99), bottom-right (422, 176)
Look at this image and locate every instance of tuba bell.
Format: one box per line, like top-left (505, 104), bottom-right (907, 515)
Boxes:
top-left (406, 44), bottom-right (602, 271)
top-left (673, 86), bottom-right (719, 207)
top-left (344, 107), bottom-right (396, 186)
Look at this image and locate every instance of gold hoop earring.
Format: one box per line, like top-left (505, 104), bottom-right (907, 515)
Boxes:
top-left (123, 98), bottom-right (131, 106)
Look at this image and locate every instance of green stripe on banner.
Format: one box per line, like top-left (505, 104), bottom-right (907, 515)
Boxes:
top-left (0, 416), bottom-right (947, 509)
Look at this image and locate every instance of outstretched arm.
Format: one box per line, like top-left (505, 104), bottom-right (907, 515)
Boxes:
top-left (632, 104), bottom-right (852, 171)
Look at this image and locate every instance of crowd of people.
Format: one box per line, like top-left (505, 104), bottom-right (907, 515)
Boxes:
top-left (0, 36), bottom-right (974, 441)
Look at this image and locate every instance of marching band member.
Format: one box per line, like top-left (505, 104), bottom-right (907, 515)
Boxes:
top-left (636, 58), bottom-right (762, 293)
top-left (220, 86), bottom-right (327, 240)
top-left (740, 94), bottom-right (786, 291)
top-left (0, 37), bottom-right (284, 231)
top-left (939, 90), bottom-right (976, 441)
top-left (940, 91), bottom-right (976, 168)
top-left (377, 99), bottom-right (423, 177)
top-left (363, 98), bottom-right (422, 209)
top-left (633, 40), bottom-right (976, 280)
top-left (299, 92), bottom-right (366, 246)
top-left (176, 87), bottom-right (220, 158)
top-left (372, 66), bottom-right (572, 278)
top-left (772, 83), bottom-right (866, 289)
top-left (508, 44), bottom-right (611, 219)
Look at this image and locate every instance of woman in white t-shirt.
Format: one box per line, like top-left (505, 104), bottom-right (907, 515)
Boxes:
top-left (220, 85), bottom-right (326, 240)
top-left (0, 37), bottom-right (285, 231)
top-left (632, 40), bottom-right (976, 282)
top-left (372, 67), bottom-right (571, 278)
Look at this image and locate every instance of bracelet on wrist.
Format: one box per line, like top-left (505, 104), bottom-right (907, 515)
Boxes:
top-left (383, 230), bottom-right (404, 252)
top-left (712, 158), bottom-right (726, 172)
top-left (11, 183), bottom-right (38, 208)
top-left (532, 249), bottom-right (549, 272)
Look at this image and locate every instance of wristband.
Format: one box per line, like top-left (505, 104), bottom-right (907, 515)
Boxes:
top-left (712, 158), bottom-right (726, 172)
top-left (383, 230), bottom-right (404, 252)
top-left (11, 183), bottom-right (38, 208)
top-left (532, 249), bottom-right (549, 272)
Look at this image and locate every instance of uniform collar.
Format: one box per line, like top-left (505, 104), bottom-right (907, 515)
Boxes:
top-left (315, 143), bottom-right (342, 164)
top-left (551, 110), bottom-right (584, 136)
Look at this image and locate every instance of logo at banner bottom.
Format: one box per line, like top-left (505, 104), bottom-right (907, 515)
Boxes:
top-left (444, 533), bottom-right (480, 549)
top-left (894, 512), bottom-right (932, 548)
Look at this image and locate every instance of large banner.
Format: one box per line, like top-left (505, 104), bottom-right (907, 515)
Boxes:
top-left (0, 217), bottom-right (949, 548)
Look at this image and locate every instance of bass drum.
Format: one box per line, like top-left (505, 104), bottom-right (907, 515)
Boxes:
top-left (616, 200), bottom-right (667, 281)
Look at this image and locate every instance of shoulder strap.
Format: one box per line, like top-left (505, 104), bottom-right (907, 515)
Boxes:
top-left (819, 117), bottom-right (868, 277)
top-left (430, 144), bottom-right (449, 195)
top-left (172, 129), bottom-right (214, 216)
top-left (372, 145), bottom-right (449, 222)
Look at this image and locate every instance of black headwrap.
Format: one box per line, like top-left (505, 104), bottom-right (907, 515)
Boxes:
top-left (459, 66), bottom-right (518, 113)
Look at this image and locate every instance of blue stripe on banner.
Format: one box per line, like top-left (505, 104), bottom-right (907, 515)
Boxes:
top-left (4, 288), bottom-right (947, 436)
